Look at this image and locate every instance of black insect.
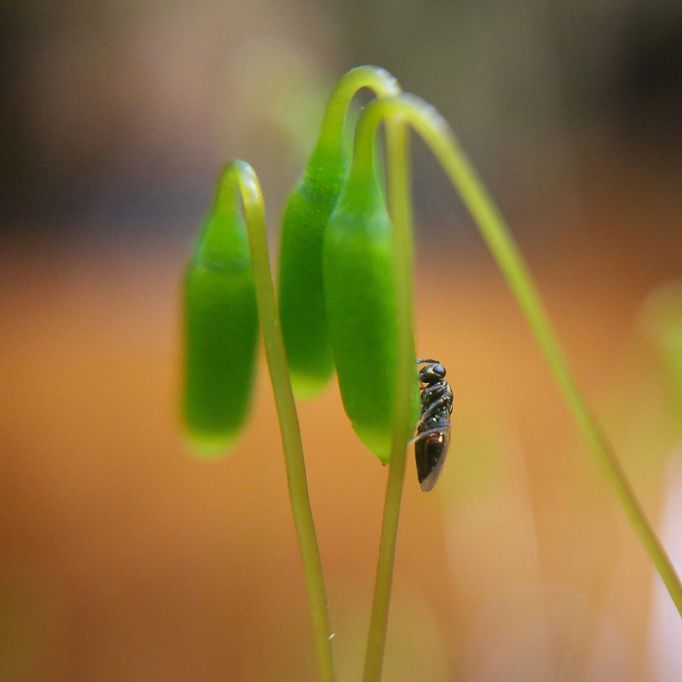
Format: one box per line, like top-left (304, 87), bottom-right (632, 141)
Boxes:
top-left (413, 358), bottom-right (453, 492)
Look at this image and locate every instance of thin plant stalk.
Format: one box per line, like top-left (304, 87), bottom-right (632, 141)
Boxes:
top-left (220, 160), bottom-right (335, 682)
top-left (317, 65), bottom-right (400, 151)
top-left (362, 119), bottom-right (415, 682)
top-left (359, 95), bottom-right (682, 680)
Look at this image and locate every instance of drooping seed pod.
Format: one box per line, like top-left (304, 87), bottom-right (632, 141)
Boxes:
top-left (278, 66), bottom-right (400, 399)
top-left (278, 146), bottom-right (346, 399)
top-left (182, 177), bottom-right (258, 458)
top-left (323, 169), bottom-right (419, 463)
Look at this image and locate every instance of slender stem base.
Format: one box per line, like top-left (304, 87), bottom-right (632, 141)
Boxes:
top-left (221, 161), bottom-right (336, 681)
top-left (362, 120), bottom-right (415, 682)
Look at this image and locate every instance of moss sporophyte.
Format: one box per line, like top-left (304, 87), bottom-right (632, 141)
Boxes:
top-left (183, 170), bottom-right (258, 457)
top-left (278, 65), bottom-right (400, 399)
top-left (181, 66), bottom-right (682, 682)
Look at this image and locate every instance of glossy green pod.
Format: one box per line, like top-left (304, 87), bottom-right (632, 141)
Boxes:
top-left (182, 196), bottom-right (258, 458)
top-left (278, 145), bottom-right (346, 399)
top-left (323, 171), bottom-right (419, 463)
top-left (279, 66), bottom-right (401, 399)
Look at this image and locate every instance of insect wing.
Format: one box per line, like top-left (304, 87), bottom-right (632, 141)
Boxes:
top-left (416, 430), bottom-right (450, 492)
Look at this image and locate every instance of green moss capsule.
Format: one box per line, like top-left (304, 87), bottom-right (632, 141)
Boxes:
top-left (279, 145), bottom-right (345, 399)
top-left (182, 182), bottom-right (258, 458)
top-left (279, 66), bottom-right (401, 399)
top-left (323, 170), bottom-right (419, 463)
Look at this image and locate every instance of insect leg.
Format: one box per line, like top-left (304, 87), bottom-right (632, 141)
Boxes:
top-left (416, 396), bottom-right (451, 429)
top-left (416, 358), bottom-right (439, 365)
top-left (421, 383), bottom-right (446, 402)
top-left (408, 424), bottom-right (450, 446)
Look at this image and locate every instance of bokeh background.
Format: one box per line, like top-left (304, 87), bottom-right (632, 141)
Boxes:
top-left (2, 1), bottom-right (682, 680)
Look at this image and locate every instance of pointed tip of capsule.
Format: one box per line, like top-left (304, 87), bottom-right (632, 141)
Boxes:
top-left (290, 369), bottom-right (333, 401)
top-left (352, 422), bottom-right (392, 465)
top-left (184, 429), bottom-right (239, 461)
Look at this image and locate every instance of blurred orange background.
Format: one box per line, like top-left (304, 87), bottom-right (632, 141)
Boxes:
top-left (1, 2), bottom-right (681, 680)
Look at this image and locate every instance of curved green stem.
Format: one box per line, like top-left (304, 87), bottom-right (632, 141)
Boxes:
top-left (359, 93), bottom-right (682, 679)
top-left (219, 161), bottom-right (336, 681)
top-left (315, 65), bottom-right (401, 154)
top-left (362, 119), bottom-right (415, 682)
